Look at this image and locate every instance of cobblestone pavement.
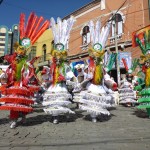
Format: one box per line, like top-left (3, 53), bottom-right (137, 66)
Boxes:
top-left (0, 105), bottom-right (150, 150)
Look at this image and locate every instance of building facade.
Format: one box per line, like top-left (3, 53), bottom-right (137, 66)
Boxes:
top-left (34, 28), bottom-right (53, 67)
top-left (11, 24), bottom-right (19, 54)
top-left (64, 0), bottom-right (150, 80)
top-left (0, 25), bottom-right (9, 57)
top-left (0, 24), bottom-right (19, 57)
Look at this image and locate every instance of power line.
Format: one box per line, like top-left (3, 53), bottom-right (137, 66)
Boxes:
top-left (3, 1), bottom-right (62, 18)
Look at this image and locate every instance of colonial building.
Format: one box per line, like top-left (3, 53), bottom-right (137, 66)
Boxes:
top-left (34, 28), bottom-right (53, 67)
top-left (64, 0), bottom-right (150, 80)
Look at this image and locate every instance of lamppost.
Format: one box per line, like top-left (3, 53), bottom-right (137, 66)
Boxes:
top-left (112, 13), bottom-right (123, 88)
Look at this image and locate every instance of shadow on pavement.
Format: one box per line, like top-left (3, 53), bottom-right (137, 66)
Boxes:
top-left (19, 113), bottom-right (78, 126)
top-left (132, 108), bottom-right (149, 118)
top-left (0, 118), bottom-right (9, 125)
top-left (83, 114), bottom-right (112, 122)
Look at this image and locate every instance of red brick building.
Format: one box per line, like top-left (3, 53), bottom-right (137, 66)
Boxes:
top-left (64, 0), bottom-right (150, 79)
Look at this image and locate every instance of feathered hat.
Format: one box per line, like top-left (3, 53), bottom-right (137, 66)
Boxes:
top-left (50, 16), bottom-right (75, 57)
top-left (135, 30), bottom-right (150, 55)
top-left (133, 27), bottom-right (150, 65)
top-left (122, 58), bottom-right (140, 76)
top-left (88, 20), bottom-right (111, 55)
top-left (18, 12), bottom-right (50, 55)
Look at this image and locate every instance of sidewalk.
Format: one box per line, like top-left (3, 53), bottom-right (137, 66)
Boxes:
top-left (0, 105), bottom-right (149, 150)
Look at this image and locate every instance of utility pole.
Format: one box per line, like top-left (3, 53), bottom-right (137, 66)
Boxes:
top-left (113, 15), bottom-right (121, 88)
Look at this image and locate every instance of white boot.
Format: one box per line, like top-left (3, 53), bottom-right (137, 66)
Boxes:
top-left (10, 120), bottom-right (17, 129)
top-left (91, 113), bottom-right (97, 123)
top-left (53, 119), bottom-right (58, 124)
top-left (92, 118), bottom-right (97, 123)
top-left (53, 116), bottom-right (59, 124)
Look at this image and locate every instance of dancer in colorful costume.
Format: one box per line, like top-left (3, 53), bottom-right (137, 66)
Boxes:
top-left (135, 31), bottom-right (150, 117)
top-left (73, 20), bottom-right (116, 123)
top-left (0, 12), bottom-right (50, 128)
top-left (42, 17), bottom-right (75, 124)
top-left (118, 58), bottom-right (137, 106)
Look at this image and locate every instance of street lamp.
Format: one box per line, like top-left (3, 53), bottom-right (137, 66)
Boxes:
top-left (112, 13), bottom-right (123, 88)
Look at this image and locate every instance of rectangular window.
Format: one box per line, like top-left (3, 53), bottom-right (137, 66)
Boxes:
top-left (28, 46), bottom-right (36, 60)
top-left (0, 33), bottom-right (6, 36)
top-left (0, 38), bottom-right (5, 41)
top-left (0, 43), bottom-right (5, 46)
top-left (0, 48), bottom-right (4, 51)
top-left (43, 50), bottom-right (46, 61)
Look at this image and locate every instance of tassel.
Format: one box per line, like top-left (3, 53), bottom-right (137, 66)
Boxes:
top-left (89, 57), bottom-right (95, 72)
top-left (50, 58), bottom-right (56, 84)
top-left (93, 65), bottom-right (103, 85)
top-left (53, 66), bottom-right (59, 85)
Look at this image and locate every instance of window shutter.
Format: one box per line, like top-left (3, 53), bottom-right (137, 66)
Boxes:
top-left (111, 23), bottom-right (115, 37)
top-left (87, 33), bottom-right (90, 44)
top-left (101, 0), bottom-right (106, 10)
top-left (118, 21), bottom-right (123, 35)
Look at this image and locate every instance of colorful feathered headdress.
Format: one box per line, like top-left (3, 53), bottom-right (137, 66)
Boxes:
top-left (122, 58), bottom-right (140, 75)
top-left (18, 12), bottom-right (50, 53)
top-left (88, 20), bottom-right (111, 51)
top-left (50, 16), bottom-right (75, 51)
top-left (135, 30), bottom-right (150, 55)
top-left (87, 20), bottom-right (111, 85)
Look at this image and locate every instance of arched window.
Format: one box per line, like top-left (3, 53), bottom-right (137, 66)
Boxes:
top-left (42, 44), bottom-right (46, 61)
top-left (112, 13), bottom-right (123, 37)
top-left (28, 46), bottom-right (36, 60)
top-left (51, 40), bottom-right (54, 50)
top-left (82, 26), bottom-right (90, 45)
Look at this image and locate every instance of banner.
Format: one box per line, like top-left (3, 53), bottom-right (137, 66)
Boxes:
top-left (132, 25), bottom-right (150, 47)
top-left (108, 52), bottom-right (132, 70)
top-left (106, 53), bottom-right (117, 72)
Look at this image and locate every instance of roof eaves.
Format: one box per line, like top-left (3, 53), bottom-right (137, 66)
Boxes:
top-left (63, 0), bottom-right (101, 19)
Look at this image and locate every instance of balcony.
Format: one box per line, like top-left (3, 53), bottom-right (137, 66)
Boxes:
top-left (109, 34), bottom-right (123, 44)
top-left (80, 43), bottom-right (90, 50)
top-left (37, 54), bottom-right (50, 67)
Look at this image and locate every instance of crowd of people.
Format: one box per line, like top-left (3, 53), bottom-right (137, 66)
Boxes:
top-left (0, 12), bottom-right (149, 129)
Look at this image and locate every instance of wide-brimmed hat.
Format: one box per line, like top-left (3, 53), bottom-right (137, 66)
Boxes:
top-left (84, 65), bottom-right (88, 70)
top-left (74, 64), bottom-right (84, 70)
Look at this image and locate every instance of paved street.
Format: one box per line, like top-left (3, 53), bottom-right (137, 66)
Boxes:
top-left (0, 105), bottom-right (150, 150)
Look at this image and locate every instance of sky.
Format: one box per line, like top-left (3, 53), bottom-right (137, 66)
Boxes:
top-left (0, 0), bottom-right (93, 29)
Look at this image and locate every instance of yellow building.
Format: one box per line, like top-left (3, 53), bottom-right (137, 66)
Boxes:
top-left (33, 28), bottom-right (53, 67)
